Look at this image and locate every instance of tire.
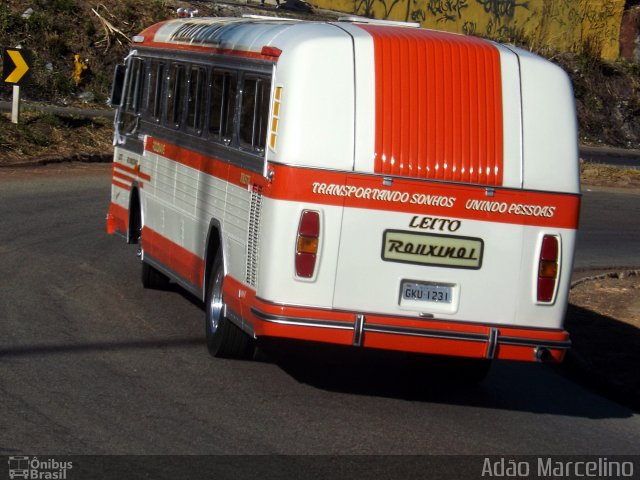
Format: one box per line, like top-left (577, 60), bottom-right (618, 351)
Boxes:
top-left (141, 260), bottom-right (170, 290)
top-left (205, 253), bottom-right (253, 359)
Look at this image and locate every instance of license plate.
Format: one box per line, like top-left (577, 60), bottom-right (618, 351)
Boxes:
top-left (401, 281), bottom-right (452, 304)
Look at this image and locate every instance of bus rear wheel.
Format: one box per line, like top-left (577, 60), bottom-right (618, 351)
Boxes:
top-left (205, 253), bottom-right (253, 359)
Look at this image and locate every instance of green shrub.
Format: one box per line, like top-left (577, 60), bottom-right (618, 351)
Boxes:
top-left (34, 0), bottom-right (76, 14)
top-left (0, 5), bottom-right (21, 33)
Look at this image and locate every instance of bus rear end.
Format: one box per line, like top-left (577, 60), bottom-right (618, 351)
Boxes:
top-left (245, 20), bottom-right (580, 368)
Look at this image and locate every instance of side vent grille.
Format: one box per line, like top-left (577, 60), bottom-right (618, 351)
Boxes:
top-left (246, 185), bottom-right (263, 288)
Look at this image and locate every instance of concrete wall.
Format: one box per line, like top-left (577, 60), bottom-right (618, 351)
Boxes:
top-left (317, 0), bottom-right (626, 60)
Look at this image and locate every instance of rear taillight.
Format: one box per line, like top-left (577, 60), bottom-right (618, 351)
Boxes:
top-left (295, 210), bottom-right (320, 278)
top-left (537, 235), bottom-right (560, 303)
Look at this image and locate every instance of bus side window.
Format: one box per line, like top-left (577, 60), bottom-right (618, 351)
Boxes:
top-left (239, 75), bottom-right (270, 153)
top-left (109, 64), bottom-right (126, 108)
top-left (186, 65), bottom-right (206, 134)
top-left (122, 57), bottom-right (145, 134)
top-left (209, 69), bottom-right (237, 145)
top-left (147, 61), bottom-right (165, 122)
top-left (166, 63), bottom-right (185, 129)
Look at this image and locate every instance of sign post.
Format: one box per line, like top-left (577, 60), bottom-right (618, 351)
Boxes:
top-left (11, 85), bottom-right (20, 124)
top-left (2, 48), bottom-right (31, 124)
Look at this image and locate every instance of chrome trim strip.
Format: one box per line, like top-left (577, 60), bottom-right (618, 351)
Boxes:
top-left (254, 296), bottom-right (343, 312)
top-left (363, 323), bottom-right (487, 342)
top-left (499, 336), bottom-right (572, 349)
top-left (251, 307), bottom-right (572, 350)
top-left (486, 327), bottom-right (498, 359)
top-left (353, 314), bottom-right (365, 347)
top-left (250, 308), bottom-right (353, 330)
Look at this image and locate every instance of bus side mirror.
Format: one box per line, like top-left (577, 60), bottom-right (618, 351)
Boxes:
top-left (109, 64), bottom-right (126, 108)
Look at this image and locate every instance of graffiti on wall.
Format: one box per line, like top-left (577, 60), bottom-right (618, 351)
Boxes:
top-left (425, 0), bottom-right (469, 23)
top-left (334, 0), bottom-right (625, 59)
top-left (476, 0), bottom-right (529, 22)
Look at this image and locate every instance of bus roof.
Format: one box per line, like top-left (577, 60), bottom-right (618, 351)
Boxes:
top-left (135, 17), bottom-right (306, 57)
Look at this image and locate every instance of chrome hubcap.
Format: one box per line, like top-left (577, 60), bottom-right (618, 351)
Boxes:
top-left (208, 265), bottom-right (224, 334)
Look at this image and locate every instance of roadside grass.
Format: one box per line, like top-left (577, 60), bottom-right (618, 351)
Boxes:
top-left (580, 159), bottom-right (640, 188)
top-left (0, 111), bottom-right (112, 164)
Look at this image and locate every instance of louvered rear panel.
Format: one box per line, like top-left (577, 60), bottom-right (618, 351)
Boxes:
top-left (358, 25), bottom-right (504, 186)
top-left (245, 185), bottom-right (263, 288)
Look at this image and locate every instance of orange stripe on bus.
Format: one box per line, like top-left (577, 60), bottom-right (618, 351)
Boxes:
top-left (141, 226), bottom-right (204, 290)
top-left (141, 138), bottom-right (579, 229)
top-left (114, 162), bottom-right (152, 182)
top-left (265, 164), bottom-right (580, 230)
top-left (113, 169), bottom-right (135, 184)
top-left (106, 202), bottom-right (128, 235)
top-left (144, 137), bottom-right (269, 190)
top-left (114, 162), bottom-right (137, 175)
top-left (358, 25), bottom-right (504, 186)
top-left (113, 162), bottom-right (151, 182)
top-left (112, 179), bottom-right (131, 191)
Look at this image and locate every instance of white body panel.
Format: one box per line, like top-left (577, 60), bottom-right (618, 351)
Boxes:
top-left (268, 24), bottom-right (355, 170)
top-left (514, 47), bottom-right (581, 194)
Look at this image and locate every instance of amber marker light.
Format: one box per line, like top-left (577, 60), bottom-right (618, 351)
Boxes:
top-left (269, 86), bottom-right (283, 151)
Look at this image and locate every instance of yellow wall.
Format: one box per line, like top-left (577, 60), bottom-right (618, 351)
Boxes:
top-left (319, 0), bottom-right (625, 60)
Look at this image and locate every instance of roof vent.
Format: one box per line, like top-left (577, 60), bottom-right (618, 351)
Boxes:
top-left (241, 14), bottom-right (301, 22)
top-left (176, 7), bottom-right (198, 18)
top-left (337, 16), bottom-right (420, 28)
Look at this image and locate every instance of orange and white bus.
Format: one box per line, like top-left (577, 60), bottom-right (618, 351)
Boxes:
top-left (107, 14), bottom-right (580, 379)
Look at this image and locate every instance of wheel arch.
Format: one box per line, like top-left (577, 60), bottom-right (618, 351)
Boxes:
top-left (127, 183), bottom-right (142, 244)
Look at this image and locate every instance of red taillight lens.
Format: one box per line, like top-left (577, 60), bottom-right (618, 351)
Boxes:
top-left (537, 235), bottom-right (560, 303)
top-left (295, 210), bottom-right (320, 278)
top-left (540, 234), bottom-right (559, 262)
top-left (261, 46), bottom-right (282, 58)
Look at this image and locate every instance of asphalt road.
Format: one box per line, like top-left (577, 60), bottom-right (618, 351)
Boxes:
top-left (0, 164), bottom-right (638, 465)
top-left (574, 186), bottom-right (640, 270)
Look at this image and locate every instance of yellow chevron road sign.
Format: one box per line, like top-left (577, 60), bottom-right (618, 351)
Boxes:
top-left (3, 48), bottom-right (31, 85)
